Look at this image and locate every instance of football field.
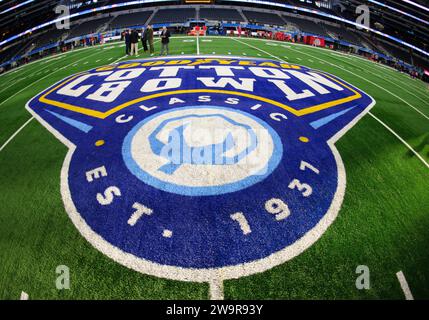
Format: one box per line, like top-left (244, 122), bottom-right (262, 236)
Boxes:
top-left (0, 36), bottom-right (428, 300)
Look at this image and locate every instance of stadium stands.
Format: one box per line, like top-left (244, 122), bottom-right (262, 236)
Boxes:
top-left (242, 10), bottom-right (285, 26)
top-left (199, 8), bottom-right (243, 22)
top-left (323, 24), bottom-right (363, 44)
top-left (150, 8), bottom-right (196, 24)
top-left (109, 11), bottom-right (153, 29)
top-left (35, 28), bottom-right (67, 47)
top-left (67, 17), bottom-right (112, 39)
top-left (282, 15), bottom-right (327, 36)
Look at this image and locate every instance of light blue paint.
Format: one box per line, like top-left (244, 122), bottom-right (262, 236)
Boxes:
top-left (310, 106), bottom-right (356, 129)
top-left (45, 109), bottom-right (92, 133)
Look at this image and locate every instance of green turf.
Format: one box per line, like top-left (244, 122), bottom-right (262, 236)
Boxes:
top-left (0, 36), bottom-right (428, 299)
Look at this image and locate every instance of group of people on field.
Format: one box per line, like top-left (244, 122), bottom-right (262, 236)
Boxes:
top-left (124, 26), bottom-right (171, 56)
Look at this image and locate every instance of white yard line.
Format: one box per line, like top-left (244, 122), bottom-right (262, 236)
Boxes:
top-left (369, 112), bottom-right (429, 169)
top-left (209, 277), bottom-right (224, 300)
top-left (112, 55), bottom-right (130, 64)
top-left (0, 78), bottom-right (25, 95)
top-left (232, 38), bottom-right (285, 62)
top-left (396, 271), bottom-right (414, 300)
top-left (197, 34), bottom-right (200, 55)
top-left (0, 117), bottom-right (34, 153)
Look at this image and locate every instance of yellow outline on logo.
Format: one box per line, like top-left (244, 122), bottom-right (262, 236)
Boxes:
top-left (38, 71), bottom-right (361, 119)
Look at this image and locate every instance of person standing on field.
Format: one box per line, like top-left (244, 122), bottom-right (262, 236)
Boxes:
top-left (160, 26), bottom-right (170, 56)
top-left (130, 29), bottom-right (139, 56)
top-left (124, 29), bottom-right (131, 55)
top-left (142, 27), bottom-right (148, 52)
top-left (147, 25), bottom-right (154, 54)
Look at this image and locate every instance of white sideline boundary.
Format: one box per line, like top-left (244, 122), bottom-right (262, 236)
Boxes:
top-left (396, 271), bottom-right (414, 300)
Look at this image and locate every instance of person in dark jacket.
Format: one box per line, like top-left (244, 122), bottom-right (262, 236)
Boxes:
top-left (124, 30), bottom-right (131, 55)
top-left (141, 27), bottom-right (148, 52)
top-left (160, 26), bottom-right (170, 56)
top-left (130, 29), bottom-right (139, 56)
top-left (147, 25), bottom-right (154, 54)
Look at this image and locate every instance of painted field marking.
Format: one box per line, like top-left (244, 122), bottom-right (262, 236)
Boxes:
top-left (0, 78), bottom-right (25, 95)
top-left (396, 271), bottom-right (414, 300)
top-left (20, 291), bottom-right (29, 300)
top-left (289, 39), bottom-right (429, 99)
top-left (112, 55), bottom-right (129, 64)
top-left (0, 49), bottom-right (101, 109)
top-left (368, 69), bottom-right (429, 106)
top-left (209, 277), bottom-right (224, 300)
top-left (0, 41), bottom-right (123, 80)
top-left (369, 112), bottom-right (429, 169)
top-left (162, 229), bottom-right (173, 238)
top-left (233, 38), bottom-right (285, 62)
top-left (286, 46), bottom-right (429, 121)
top-left (228, 37), bottom-right (429, 169)
top-left (197, 34), bottom-right (200, 55)
top-left (0, 117), bottom-right (34, 153)
top-left (319, 49), bottom-right (429, 106)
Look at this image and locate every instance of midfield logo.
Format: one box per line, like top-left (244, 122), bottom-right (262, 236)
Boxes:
top-left (26, 56), bottom-right (374, 283)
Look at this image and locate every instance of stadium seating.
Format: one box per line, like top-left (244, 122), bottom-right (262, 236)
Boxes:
top-left (199, 8), bottom-right (243, 22)
top-left (35, 28), bottom-right (67, 47)
top-left (379, 40), bottom-right (413, 64)
top-left (109, 11), bottom-right (153, 29)
top-left (282, 15), bottom-right (327, 36)
top-left (242, 11), bottom-right (285, 26)
top-left (67, 17), bottom-right (112, 39)
top-left (150, 8), bottom-right (196, 24)
top-left (323, 24), bottom-right (364, 45)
